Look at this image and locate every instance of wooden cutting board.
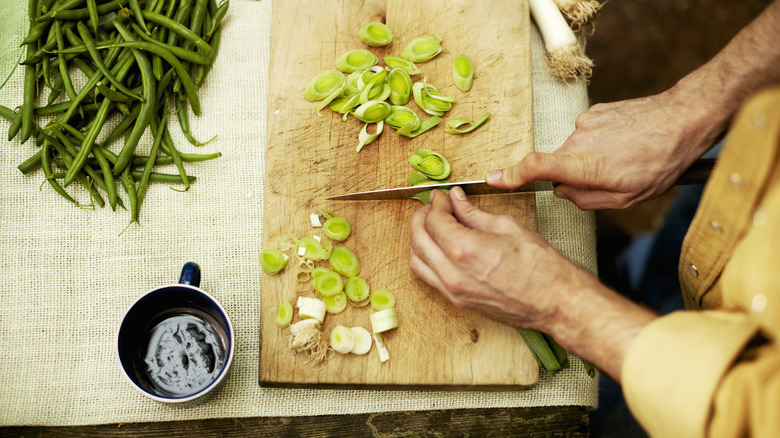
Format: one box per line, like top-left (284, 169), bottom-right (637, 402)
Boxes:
top-left (259, 0), bottom-right (537, 389)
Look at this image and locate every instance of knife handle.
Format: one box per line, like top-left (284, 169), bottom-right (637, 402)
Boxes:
top-left (675, 158), bottom-right (716, 185)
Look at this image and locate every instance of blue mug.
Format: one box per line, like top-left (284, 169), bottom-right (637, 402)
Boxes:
top-left (117, 262), bottom-right (235, 405)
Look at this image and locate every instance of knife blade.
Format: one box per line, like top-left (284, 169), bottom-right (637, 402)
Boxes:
top-left (326, 158), bottom-right (716, 201)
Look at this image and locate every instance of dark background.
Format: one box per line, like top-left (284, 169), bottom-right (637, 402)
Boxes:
top-left (582, 1), bottom-right (772, 435)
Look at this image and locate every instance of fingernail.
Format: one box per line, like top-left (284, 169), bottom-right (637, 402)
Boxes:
top-left (553, 188), bottom-right (569, 201)
top-left (452, 186), bottom-right (466, 200)
top-left (486, 170), bottom-right (502, 184)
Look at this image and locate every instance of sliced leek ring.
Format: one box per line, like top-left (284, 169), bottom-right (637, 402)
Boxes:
top-left (387, 67), bottom-right (412, 105)
top-left (402, 35), bottom-right (442, 63)
top-left (445, 113), bottom-right (491, 134)
top-left (353, 100), bottom-right (391, 123)
top-left (384, 56), bottom-right (421, 75)
top-left (335, 49), bottom-right (379, 73)
top-left (329, 246), bottom-right (360, 277)
top-left (358, 22), bottom-right (393, 47)
top-left (409, 149), bottom-right (451, 180)
top-left (304, 70), bottom-right (345, 101)
top-left (314, 270), bottom-right (344, 297)
top-left (356, 121), bottom-right (384, 153)
top-left (259, 249), bottom-right (288, 274)
top-left (275, 301), bottom-right (293, 328)
top-left (385, 106), bottom-right (421, 131)
top-left (452, 54), bottom-right (473, 91)
top-left (329, 325), bottom-right (355, 354)
top-left (397, 115), bottom-right (442, 138)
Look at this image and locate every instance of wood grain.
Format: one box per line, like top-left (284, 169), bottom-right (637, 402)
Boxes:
top-left (260, 0), bottom-right (536, 389)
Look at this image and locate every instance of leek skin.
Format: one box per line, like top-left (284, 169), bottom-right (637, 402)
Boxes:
top-left (358, 22), bottom-right (393, 47)
top-left (445, 113), bottom-right (491, 134)
top-left (397, 115), bottom-right (442, 138)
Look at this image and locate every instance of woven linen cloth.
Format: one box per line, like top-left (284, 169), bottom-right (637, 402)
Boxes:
top-left (0, 0), bottom-right (597, 426)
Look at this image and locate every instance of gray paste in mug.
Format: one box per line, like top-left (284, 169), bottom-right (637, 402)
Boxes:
top-left (144, 314), bottom-right (225, 397)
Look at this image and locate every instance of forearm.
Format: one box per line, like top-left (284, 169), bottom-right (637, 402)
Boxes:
top-left (540, 268), bottom-right (658, 382)
top-left (669, 0), bottom-right (780, 150)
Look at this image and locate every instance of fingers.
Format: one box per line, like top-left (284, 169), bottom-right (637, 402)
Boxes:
top-left (486, 151), bottom-right (585, 189)
top-left (448, 187), bottom-right (523, 235)
top-left (553, 185), bottom-right (633, 210)
top-left (409, 195), bottom-right (462, 291)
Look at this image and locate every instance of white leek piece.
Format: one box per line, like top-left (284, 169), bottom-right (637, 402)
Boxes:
top-left (297, 296), bottom-right (327, 324)
top-left (370, 308), bottom-right (398, 333)
top-left (358, 22), bottom-right (393, 47)
top-left (356, 121), bottom-right (384, 153)
top-left (350, 327), bottom-right (372, 355)
top-left (529, 0), bottom-right (593, 80)
top-left (372, 333), bottom-right (390, 362)
top-left (402, 35), bottom-right (442, 63)
top-left (310, 213), bottom-right (322, 227)
top-left (330, 325), bottom-right (355, 354)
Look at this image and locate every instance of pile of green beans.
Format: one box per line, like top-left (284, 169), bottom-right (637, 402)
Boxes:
top-left (4, 0), bottom-right (229, 223)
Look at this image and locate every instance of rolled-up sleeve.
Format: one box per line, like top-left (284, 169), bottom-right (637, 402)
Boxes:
top-left (621, 310), bottom-right (759, 438)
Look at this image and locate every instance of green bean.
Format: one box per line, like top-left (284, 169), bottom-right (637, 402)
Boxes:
top-left (8, 108), bottom-right (23, 142)
top-left (115, 41), bottom-right (201, 114)
top-left (39, 0), bottom-right (57, 14)
top-left (128, 23), bottom-right (209, 64)
top-left (155, 68), bottom-right (175, 102)
top-left (101, 103), bottom-right (142, 147)
top-left (161, 120), bottom-right (190, 188)
top-left (129, 0), bottom-right (151, 35)
top-left (141, 10), bottom-right (211, 54)
top-left (50, 127), bottom-right (114, 205)
top-left (18, 150), bottom-right (42, 174)
top-left (40, 29), bottom-right (55, 88)
top-left (166, 0), bottom-right (191, 47)
top-left (54, 22), bottom-right (79, 105)
top-left (20, 38), bottom-right (37, 144)
top-left (176, 98), bottom-right (215, 146)
top-left (112, 25), bottom-right (156, 175)
top-left (206, 0), bottom-right (228, 39)
top-left (132, 170), bottom-right (196, 184)
top-left (22, 21), bottom-right (51, 45)
top-left (92, 144), bottom-right (118, 210)
top-left (189, 0), bottom-right (208, 42)
top-left (137, 113), bottom-right (166, 203)
top-left (41, 141), bottom-right (78, 206)
top-left (207, 0), bottom-right (217, 15)
top-left (47, 135), bottom-right (106, 208)
top-left (35, 100), bottom-right (100, 116)
top-left (97, 81), bottom-right (142, 102)
top-left (63, 97), bottom-right (112, 186)
top-left (38, 0), bottom-right (86, 21)
top-left (44, 0), bottom-right (127, 21)
top-left (195, 24), bottom-right (221, 87)
top-left (120, 166), bottom-right (139, 223)
top-left (47, 70), bottom-right (64, 105)
top-left (76, 22), bottom-right (142, 102)
top-left (86, 0), bottom-right (99, 32)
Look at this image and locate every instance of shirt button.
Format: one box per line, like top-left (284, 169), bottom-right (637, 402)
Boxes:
top-left (709, 221), bottom-right (723, 234)
top-left (688, 264), bottom-right (699, 278)
top-left (753, 210), bottom-right (767, 227)
top-left (729, 173), bottom-right (742, 190)
top-left (752, 294), bottom-right (767, 313)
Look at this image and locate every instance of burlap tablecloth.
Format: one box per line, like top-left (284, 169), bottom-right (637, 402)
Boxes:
top-left (0, 0), bottom-right (597, 426)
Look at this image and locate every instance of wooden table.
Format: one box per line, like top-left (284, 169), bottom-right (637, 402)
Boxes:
top-left (0, 406), bottom-right (589, 436)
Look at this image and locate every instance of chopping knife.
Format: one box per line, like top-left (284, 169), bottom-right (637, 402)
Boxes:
top-left (326, 158), bottom-right (716, 201)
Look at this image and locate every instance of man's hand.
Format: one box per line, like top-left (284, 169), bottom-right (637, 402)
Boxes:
top-left (410, 187), bottom-right (595, 332)
top-left (409, 187), bottom-right (658, 381)
top-left (486, 90), bottom-right (724, 210)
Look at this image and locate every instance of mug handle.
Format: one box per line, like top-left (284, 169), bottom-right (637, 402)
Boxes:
top-left (179, 262), bottom-right (201, 287)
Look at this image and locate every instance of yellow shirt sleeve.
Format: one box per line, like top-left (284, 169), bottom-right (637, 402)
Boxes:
top-left (622, 311), bottom-right (759, 438)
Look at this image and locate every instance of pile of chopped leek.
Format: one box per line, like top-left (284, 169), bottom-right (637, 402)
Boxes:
top-left (260, 210), bottom-right (398, 365)
top-left (303, 24), bottom-right (491, 152)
